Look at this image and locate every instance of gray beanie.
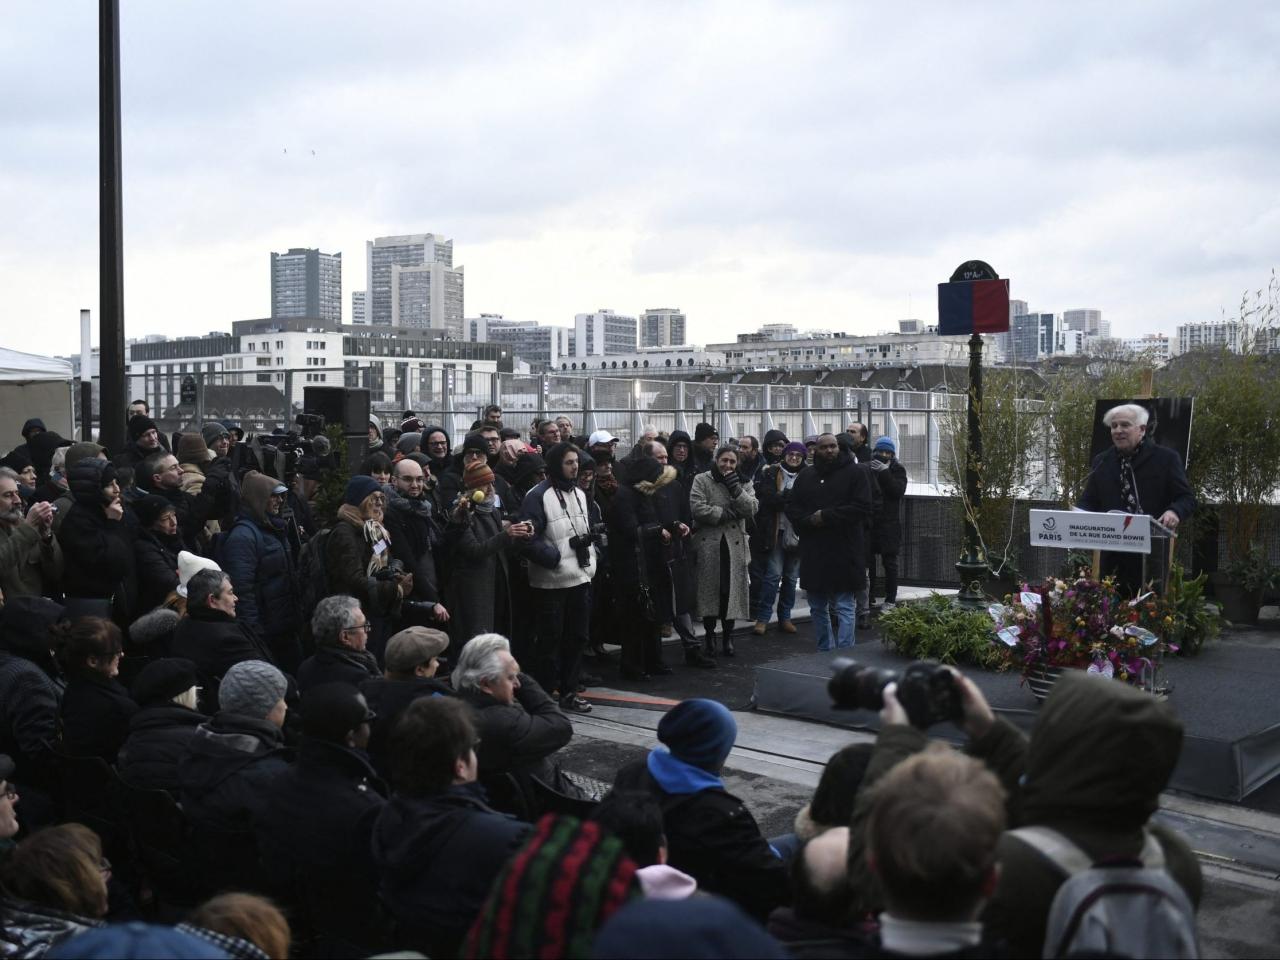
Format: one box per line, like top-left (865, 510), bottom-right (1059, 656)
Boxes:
top-left (218, 660), bottom-right (287, 718)
top-left (201, 421), bottom-right (231, 447)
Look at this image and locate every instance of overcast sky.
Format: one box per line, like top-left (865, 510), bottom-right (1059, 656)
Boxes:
top-left (4, 1), bottom-right (1278, 357)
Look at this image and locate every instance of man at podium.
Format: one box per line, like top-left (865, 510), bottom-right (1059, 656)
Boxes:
top-left (1077, 403), bottom-right (1195, 594)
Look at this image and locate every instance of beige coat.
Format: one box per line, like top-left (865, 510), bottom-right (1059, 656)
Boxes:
top-left (689, 470), bottom-right (757, 621)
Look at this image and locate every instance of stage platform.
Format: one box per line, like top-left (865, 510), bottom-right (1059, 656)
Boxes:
top-left (752, 639), bottom-right (1280, 802)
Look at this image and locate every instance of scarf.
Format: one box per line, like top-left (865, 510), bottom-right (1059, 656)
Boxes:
top-left (646, 747), bottom-right (724, 795)
top-left (1118, 439), bottom-right (1144, 514)
top-left (337, 503), bottom-right (392, 575)
top-left (472, 491), bottom-right (496, 514)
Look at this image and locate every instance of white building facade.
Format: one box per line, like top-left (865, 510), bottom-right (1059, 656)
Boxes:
top-left (573, 309), bottom-right (638, 358)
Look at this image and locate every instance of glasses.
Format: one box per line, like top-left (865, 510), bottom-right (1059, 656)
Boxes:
top-left (367, 495), bottom-right (386, 505)
top-left (399, 476), bottom-right (425, 485)
top-left (344, 622), bottom-right (372, 634)
top-left (428, 440), bottom-right (449, 448)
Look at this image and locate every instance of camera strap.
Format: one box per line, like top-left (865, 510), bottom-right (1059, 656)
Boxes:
top-left (553, 486), bottom-right (589, 540)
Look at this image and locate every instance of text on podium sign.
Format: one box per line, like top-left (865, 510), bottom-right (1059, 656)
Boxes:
top-left (1028, 510), bottom-right (1152, 555)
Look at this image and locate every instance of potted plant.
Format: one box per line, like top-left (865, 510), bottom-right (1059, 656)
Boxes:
top-left (1214, 545), bottom-right (1279, 625)
top-left (1161, 563), bottom-right (1222, 655)
top-left (990, 576), bottom-right (1170, 701)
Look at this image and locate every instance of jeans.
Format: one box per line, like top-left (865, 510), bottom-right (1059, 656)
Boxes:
top-left (755, 544), bottom-right (800, 623)
top-left (532, 582), bottom-right (591, 698)
top-left (808, 590), bottom-right (855, 651)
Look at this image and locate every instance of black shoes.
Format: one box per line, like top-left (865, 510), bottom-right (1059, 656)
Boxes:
top-left (723, 633), bottom-right (736, 657)
top-left (857, 613), bottom-right (871, 631)
top-left (685, 646), bottom-right (717, 668)
top-left (560, 694), bottom-right (593, 714)
top-left (619, 666), bottom-right (651, 682)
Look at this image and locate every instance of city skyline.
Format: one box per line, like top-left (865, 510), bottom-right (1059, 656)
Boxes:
top-left (4, 2), bottom-right (1278, 358)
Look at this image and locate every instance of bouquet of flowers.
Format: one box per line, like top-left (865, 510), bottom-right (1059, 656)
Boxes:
top-left (989, 575), bottom-right (1172, 689)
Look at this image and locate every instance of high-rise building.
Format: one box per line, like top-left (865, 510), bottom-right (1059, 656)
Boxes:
top-left (365, 234), bottom-right (464, 336)
top-left (1120, 334), bottom-right (1171, 362)
top-left (1063, 308), bottom-right (1110, 339)
top-left (270, 248), bottom-right (341, 324)
top-left (1005, 309), bottom-right (1039, 362)
top-left (1175, 321), bottom-right (1245, 355)
top-left (640, 308), bottom-right (687, 348)
top-left (351, 291), bottom-right (367, 325)
top-left (1036, 313), bottom-right (1057, 357)
top-left (573, 309), bottom-right (638, 357)
top-left (470, 315), bottom-right (571, 371)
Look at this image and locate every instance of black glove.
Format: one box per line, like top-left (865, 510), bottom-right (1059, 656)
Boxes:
top-left (725, 474), bottom-right (743, 497)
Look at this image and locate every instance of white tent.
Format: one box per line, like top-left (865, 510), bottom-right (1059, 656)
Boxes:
top-left (0, 347), bottom-right (75, 454)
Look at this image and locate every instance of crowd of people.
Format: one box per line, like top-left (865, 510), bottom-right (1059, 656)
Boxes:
top-left (0, 402), bottom-right (1204, 958)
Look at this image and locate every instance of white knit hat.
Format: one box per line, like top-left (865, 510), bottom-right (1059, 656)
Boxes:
top-left (177, 551), bottom-right (221, 598)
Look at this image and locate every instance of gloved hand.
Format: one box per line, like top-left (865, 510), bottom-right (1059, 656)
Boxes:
top-left (868, 458), bottom-right (889, 472)
top-left (725, 474), bottom-right (743, 497)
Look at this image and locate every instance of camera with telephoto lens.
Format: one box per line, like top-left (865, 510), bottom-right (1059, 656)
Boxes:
top-left (373, 559), bottom-right (407, 582)
top-left (828, 658), bottom-right (963, 730)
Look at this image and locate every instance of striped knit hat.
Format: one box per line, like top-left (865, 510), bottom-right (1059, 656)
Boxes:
top-left (462, 814), bottom-right (640, 959)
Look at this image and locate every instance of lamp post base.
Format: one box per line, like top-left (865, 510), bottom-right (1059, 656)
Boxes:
top-left (955, 557), bottom-right (990, 607)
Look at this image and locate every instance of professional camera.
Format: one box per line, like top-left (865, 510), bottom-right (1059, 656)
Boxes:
top-left (373, 559), bottom-right (408, 582)
top-left (828, 658), bottom-right (963, 730)
top-left (568, 525), bottom-right (606, 568)
top-left (400, 599), bottom-right (441, 620)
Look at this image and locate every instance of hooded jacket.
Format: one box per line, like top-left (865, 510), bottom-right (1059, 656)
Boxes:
top-left (133, 526), bottom-right (181, 613)
top-left (371, 783), bottom-right (531, 957)
top-left (57, 459), bottom-right (137, 612)
top-left (117, 702), bottom-right (206, 794)
top-left (422, 424), bottom-right (453, 479)
top-left (178, 711), bottom-right (290, 832)
top-left (607, 462), bottom-right (678, 607)
top-left (218, 471), bottom-right (300, 638)
top-left (521, 442), bottom-right (596, 590)
top-left (785, 448), bottom-right (872, 594)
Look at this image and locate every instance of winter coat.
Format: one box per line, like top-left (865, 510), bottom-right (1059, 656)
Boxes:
top-left (766, 907), bottom-right (870, 959)
top-left (57, 461), bottom-right (137, 617)
top-left (653, 473), bottom-right (696, 618)
top-left (360, 676), bottom-right (455, 779)
top-left (444, 508), bottom-right (512, 648)
top-left (458, 674), bottom-right (571, 785)
top-left (382, 493), bottom-right (444, 605)
top-left (608, 468), bottom-right (681, 623)
top-left (689, 470), bottom-right (758, 621)
top-left (296, 645), bottom-right (380, 694)
top-left (219, 511), bottom-right (301, 639)
top-left (116, 703), bottom-right (205, 794)
top-left (752, 461), bottom-right (805, 555)
top-left (133, 482), bottom-right (200, 553)
top-left (785, 449), bottom-right (873, 594)
top-left (178, 711), bottom-right (290, 832)
top-left (256, 737), bottom-right (388, 892)
top-left (0, 897), bottom-right (102, 958)
top-left (613, 759), bottom-right (788, 921)
top-left (133, 528), bottom-right (180, 613)
top-left (1077, 439), bottom-right (1196, 521)
top-left (371, 784), bottom-right (531, 958)
top-left (869, 458), bottom-right (908, 556)
top-left (0, 650), bottom-right (60, 784)
top-left (522, 473), bottom-right (597, 591)
top-left (0, 521), bottom-right (62, 601)
top-left (169, 607), bottom-right (276, 701)
top-left (59, 668), bottom-right (138, 763)
top-left (325, 517), bottom-right (401, 619)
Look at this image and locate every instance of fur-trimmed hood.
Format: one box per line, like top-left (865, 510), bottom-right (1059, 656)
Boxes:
top-left (633, 464), bottom-right (677, 496)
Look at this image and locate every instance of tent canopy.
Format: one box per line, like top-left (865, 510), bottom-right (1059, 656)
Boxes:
top-left (0, 347), bottom-right (74, 382)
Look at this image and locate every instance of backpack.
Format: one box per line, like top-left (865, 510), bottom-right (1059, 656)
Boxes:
top-left (295, 527), bottom-right (333, 620)
top-left (1010, 825), bottom-right (1199, 959)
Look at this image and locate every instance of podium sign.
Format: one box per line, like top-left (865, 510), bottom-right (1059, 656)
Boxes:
top-left (1029, 510), bottom-right (1152, 555)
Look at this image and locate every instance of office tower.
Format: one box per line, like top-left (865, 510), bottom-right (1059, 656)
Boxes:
top-left (351, 291), bottom-right (367, 325)
top-left (573, 309), bottom-right (638, 357)
top-left (270, 248), bottom-right (341, 323)
top-left (366, 233), bottom-right (464, 336)
top-left (640, 308), bottom-right (687, 347)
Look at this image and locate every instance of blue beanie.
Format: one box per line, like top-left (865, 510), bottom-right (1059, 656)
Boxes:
top-left (593, 896), bottom-right (788, 959)
top-left (48, 923), bottom-right (225, 959)
top-left (874, 436), bottom-right (896, 454)
top-left (782, 441), bottom-right (807, 459)
top-left (657, 698), bottom-right (737, 772)
top-left (344, 474), bottom-right (382, 507)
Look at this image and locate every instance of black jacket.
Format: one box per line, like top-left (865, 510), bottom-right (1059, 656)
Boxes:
top-left (116, 703), bottom-right (205, 793)
top-left (1077, 440), bottom-right (1196, 521)
top-left (458, 674), bottom-right (571, 785)
top-left (0, 650), bottom-right (60, 787)
top-left (59, 669), bottom-right (138, 763)
top-left (133, 482), bottom-right (199, 553)
top-left (56, 503), bottom-right (136, 615)
top-left (178, 711), bottom-right (290, 832)
top-left (869, 459), bottom-right (908, 555)
top-left (766, 907), bottom-right (871, 959)
top-left (170, 607), bottom-right (276, 709)
top-left (785, 450), bottom-right (873, 594)
top-left (608, 473), bottom-right (684, 622)
top-left (256, 737), bottom-right (388, 891)
top-left (382, 493), bottom-right (444, 606)
top-left (370, 783), bottom-right (530, 958)
top-left (296, 645), bottom-right (381, 694)
top-left (325, 519), bottom-right (401, 618)
top-left (444, 509), bottom-right (512, 648)
top-left (359, 676), bottom-right (454, 779)
top-left (753, 461), bottom-right (805, 554)
top-left (134, 528), bottom-right (181, 613)
top-left (613, 760), bottom-right (788, 921)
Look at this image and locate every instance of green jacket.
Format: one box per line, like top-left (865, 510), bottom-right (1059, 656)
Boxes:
top-left (0, 521), bottom-right (62, 600)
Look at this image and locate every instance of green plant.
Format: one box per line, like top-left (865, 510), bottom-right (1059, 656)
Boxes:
top-left (310, 424), bottom-right (350, 528)
top-left (1162, 563), bottom-right (1221, 656)
top-left (879, 594), bottom-right (1008, 670)
top-left (1224, 544), bottom-right (1280, 594)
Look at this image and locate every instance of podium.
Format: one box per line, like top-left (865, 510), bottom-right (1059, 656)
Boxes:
top-left (1029, 509), bottom-right (1178, 594)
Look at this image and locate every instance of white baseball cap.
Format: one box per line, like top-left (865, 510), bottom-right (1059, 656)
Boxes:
top-left (588, 430), bottom-right (619, 446)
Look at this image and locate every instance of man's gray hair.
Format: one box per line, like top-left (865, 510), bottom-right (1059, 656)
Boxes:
top-left (452, 633), bottom-right (511, 693)
top-left (188, 568), bottom-right (230, 610)
top-left (1102, 404), bottom-right (1149, 428)
top-left (51, 447), bottom-right (67, 472)
top-left (312, 594), bottom-right (361, 648)
top-left (0, 467), bottom-right (19, 484)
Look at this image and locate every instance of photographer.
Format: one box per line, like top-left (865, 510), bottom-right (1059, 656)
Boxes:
top-left (326, 476), bottom-right (409, 664)
top-left (382, 458), bottom-right (449, 627)
top-left (521, 442), bottom-right (597, 713)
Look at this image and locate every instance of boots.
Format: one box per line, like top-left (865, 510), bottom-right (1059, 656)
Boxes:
top-left (779, 619), bottom-right (797, 634)
top-left (702, 628), bottom-right (718, 659)
top-left (752, 621), bottom-right (767, 636)
top-left (684, 645), bottom-right (716, 668)
top-left (722, 621), bottom-right (736, 657)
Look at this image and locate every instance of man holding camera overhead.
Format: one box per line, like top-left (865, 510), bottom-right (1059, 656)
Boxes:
top-left (521, 442), bottom-right (598, 714)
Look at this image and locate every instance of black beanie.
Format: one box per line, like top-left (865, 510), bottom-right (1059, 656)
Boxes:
top-left (131, 658), bottom-right (200, 706)
top-left (694, 422), bottom-right (718, 444)
top-left (300, 682), bottom-right (375, 744)
top-left (132, 494), bottom-right (175, 528)
top-left (128, 415), bottom-right (158, 442)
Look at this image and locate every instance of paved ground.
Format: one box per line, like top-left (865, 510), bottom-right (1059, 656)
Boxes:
top-left (557, 606), bottom-right (1280, 958)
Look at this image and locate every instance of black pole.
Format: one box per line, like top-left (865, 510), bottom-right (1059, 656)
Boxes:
top-left (98, 0), bottom-right (126, 454)
top-left (80, 381), bottom-right (94, 442)
top-left (955, 331), bottom-right (990, 604)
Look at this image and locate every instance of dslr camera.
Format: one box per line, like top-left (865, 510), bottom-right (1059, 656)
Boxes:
top-left (568, 524), bottom-right (607, 568)
top-left (828, 658), bottom-right (963, 730)
top-left (373, 558), bottom-right (408, 582)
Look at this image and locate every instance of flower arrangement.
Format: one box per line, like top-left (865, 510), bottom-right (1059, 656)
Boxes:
top-left (989, 575), bottom-right (1170, 689)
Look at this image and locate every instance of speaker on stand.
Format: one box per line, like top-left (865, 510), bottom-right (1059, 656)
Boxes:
top-left (303, 386), bottom-right (371, 469)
